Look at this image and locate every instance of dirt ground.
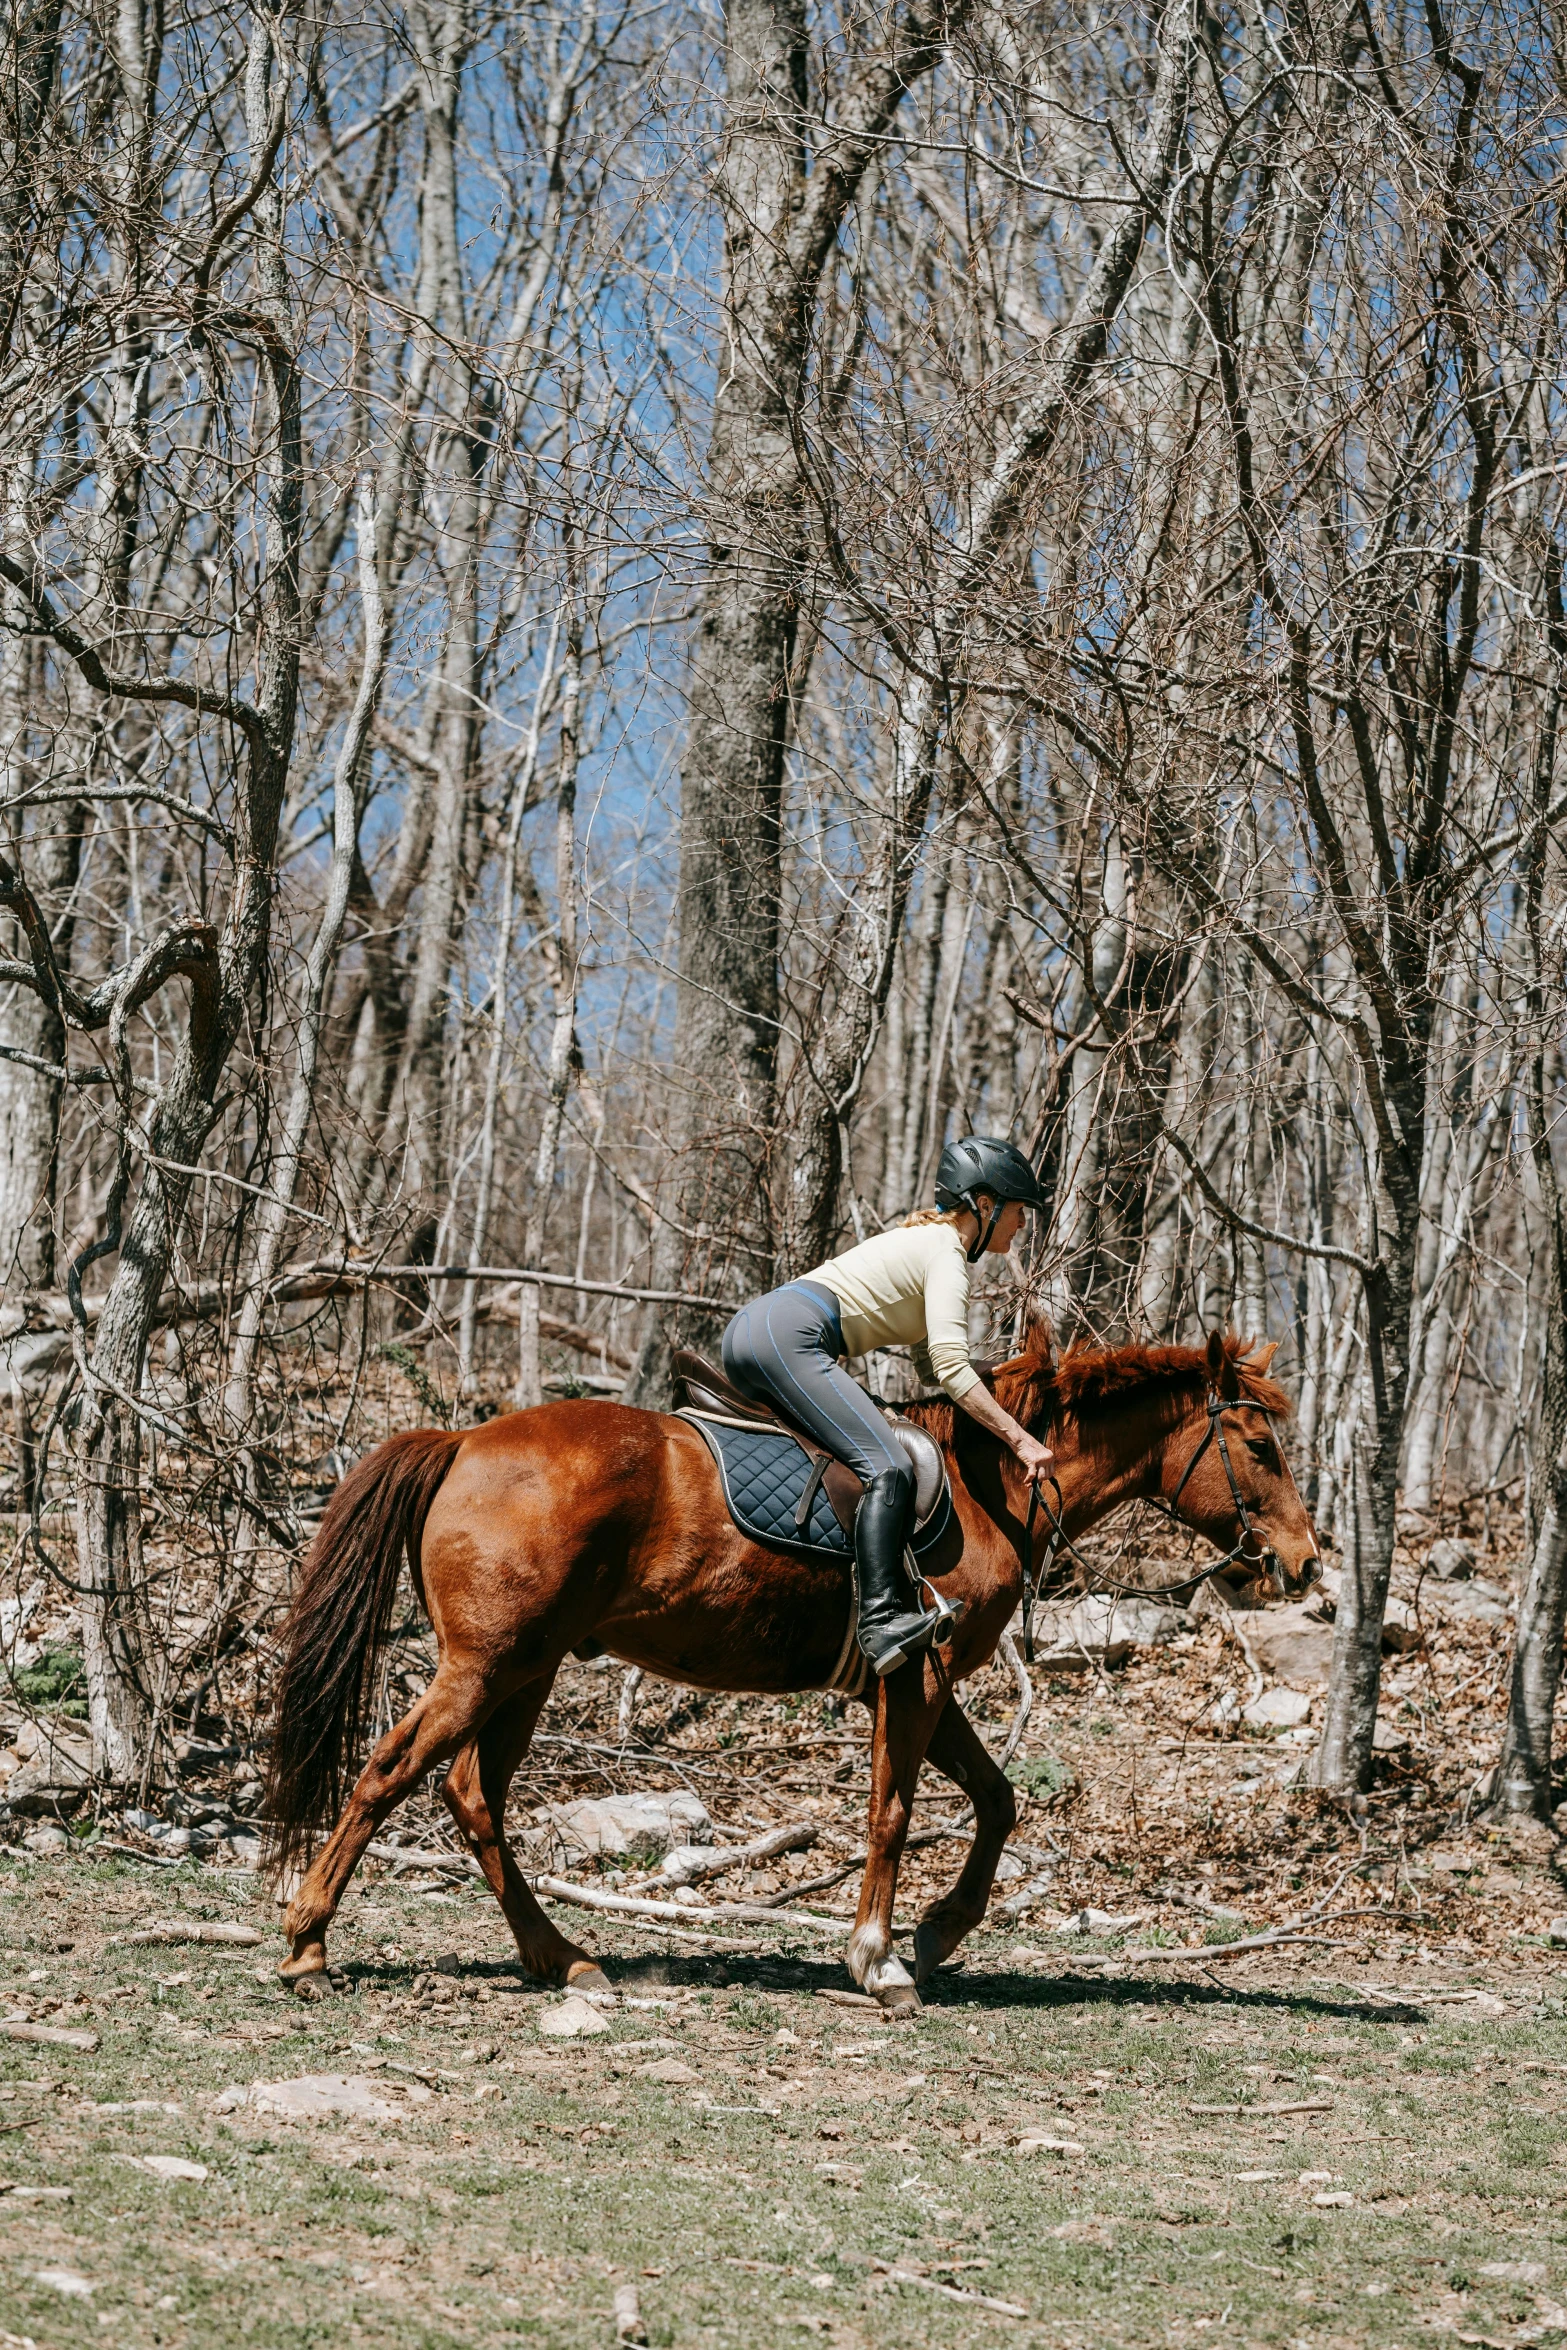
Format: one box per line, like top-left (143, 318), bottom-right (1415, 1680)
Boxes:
top-left (6, 1519), bottom-right (1567, 2350)
top-left (1, 1842), bottom-right (1565, 2350)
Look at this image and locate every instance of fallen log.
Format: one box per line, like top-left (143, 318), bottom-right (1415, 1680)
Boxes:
top-left (638, 1821), bottom-right (817, 1890)
top-left (3, 2019), bottom-right (99, 2052)
top-left (530, 1874), bottom-right (844, 1934)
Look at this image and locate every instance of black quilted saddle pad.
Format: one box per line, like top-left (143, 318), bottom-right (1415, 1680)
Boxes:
top-left (686, 1417), bottom-right (955, 1567)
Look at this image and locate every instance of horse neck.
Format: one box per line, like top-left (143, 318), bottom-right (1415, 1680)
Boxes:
top-left (1047, 1397), bottom-right (1194, 1533)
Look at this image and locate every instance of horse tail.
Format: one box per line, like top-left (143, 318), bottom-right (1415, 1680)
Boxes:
top-left (264, 1426), bottom-right (463, 1878)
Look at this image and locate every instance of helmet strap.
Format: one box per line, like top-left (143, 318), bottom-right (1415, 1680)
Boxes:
top-left (962, 1191), bottom-right (1003, 1264)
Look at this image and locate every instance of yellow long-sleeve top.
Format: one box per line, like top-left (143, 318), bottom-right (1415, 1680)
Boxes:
top-left (803, 1221), bottom-right (979, 1402)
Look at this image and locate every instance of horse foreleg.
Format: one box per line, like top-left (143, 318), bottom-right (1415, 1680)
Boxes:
top-left (280, 1661), bottom-right (490, 1981)
top-left (911, 1697), bottom-right (1018, 1986)
top-left (846, 1661), bottom-right (951, 2017)
top-left (441, 1684), bottom-right (612, 1995)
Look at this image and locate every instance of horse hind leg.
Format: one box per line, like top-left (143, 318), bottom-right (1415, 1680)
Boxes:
top-left (281, 1660), bottom-right (491, 1981)
top-left (441, 1683), bottom-right (612, 1995)
top-left (910, 1698), bottom-right (1017, 1986)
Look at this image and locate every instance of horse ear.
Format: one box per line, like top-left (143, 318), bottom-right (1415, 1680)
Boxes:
top-left (1248, 1339), bottom-right (1280, 1376)
top-left (1206, 1329), bottom-right (1241, 1397)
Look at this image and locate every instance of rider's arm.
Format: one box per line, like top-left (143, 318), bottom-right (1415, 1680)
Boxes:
top-left (923, 1235), bottom-right (1053, 1486)
top-left (956, 1378), bottom-right (1053, 1485)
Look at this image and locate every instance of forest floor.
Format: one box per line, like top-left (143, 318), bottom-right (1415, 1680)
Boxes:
top-left (0, 1843), bottom-right (1565, 2350)
top-left (4, 1480), bottom-right (1567, 2350)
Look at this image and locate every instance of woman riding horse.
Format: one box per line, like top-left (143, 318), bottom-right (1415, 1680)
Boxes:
top-left (722, 1135), bottom-right (1057, 1678)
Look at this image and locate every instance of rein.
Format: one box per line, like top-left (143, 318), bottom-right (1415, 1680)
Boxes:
top-left (1018, 1388), bottom-right (1285, 1665)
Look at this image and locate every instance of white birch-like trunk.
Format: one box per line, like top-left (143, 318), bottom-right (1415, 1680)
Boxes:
top-left (456, 613), bottom-right (563, 1394)
top-left (516, 587), bottom-right (583, 1407)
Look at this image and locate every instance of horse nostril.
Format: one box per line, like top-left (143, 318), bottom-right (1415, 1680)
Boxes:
top-left (1299, 1556), bottom-right (1322, 1586)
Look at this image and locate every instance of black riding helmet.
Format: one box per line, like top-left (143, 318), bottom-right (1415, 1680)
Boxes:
top-left (935, 1135), bottom-right (1049, 1263)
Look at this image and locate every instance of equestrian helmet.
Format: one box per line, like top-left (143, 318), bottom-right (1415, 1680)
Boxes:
top-left (935, 1135), bottom-right (1048, 1217)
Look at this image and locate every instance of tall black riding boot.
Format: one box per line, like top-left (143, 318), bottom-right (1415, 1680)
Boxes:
top-left (854, 1465), bottom-right (949, 1677)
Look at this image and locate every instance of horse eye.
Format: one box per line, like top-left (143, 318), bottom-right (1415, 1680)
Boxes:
top-left (1247, 1438), bottom-right (1274, 1464)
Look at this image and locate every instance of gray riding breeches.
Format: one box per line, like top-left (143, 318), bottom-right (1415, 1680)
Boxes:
top-left (720, 1280), bottom-right (908, 1487)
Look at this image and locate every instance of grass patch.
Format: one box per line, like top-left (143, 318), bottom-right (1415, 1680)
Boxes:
top-left (1, 1855), bottom-right (1564, 2346)
top-left (11, 1646), bottom-right (87, 1715)
top-left (1007, 1753), bottom-right (1073, 1800)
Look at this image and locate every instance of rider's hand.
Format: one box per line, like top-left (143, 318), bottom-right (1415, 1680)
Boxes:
top-left (1014, 1431), bottom-right (1054, 1488)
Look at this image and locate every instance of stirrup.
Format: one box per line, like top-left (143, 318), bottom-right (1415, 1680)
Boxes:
top-left (911, 1554), bottom-right (962, 1644)
top-left (858, 1603), bottom-right (946, 1678)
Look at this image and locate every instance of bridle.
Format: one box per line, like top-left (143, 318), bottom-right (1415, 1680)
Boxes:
top-left (1018, 1387), bottom-right (1288, 1665)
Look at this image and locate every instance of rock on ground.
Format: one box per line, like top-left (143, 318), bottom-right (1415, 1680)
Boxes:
top-left (3, 1718), bottom-right (93, 1814)
top-left (1242, 1686), bottom-right (1313, 1729)
top-left (538, 1995), bottom-right (612, 2039)
top-left (1234, 1605), bottom-right (1335, 1688)
top-left (214, 2073), bottom-right (432, 2122)
top-left (1024, 1596), bottom-right (1190, 1670)
top-left (529, 1790), bottom-right (711, 1863)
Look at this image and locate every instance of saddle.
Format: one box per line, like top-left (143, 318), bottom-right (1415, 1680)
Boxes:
top-left (671, 1348), bottom-right (959, 1572)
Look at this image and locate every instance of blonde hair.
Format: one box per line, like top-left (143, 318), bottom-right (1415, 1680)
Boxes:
top-left (903, 1205), bottom-right (965, 1228)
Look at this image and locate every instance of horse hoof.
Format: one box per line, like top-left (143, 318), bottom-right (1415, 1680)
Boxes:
top-left (876, 1981), bottom-right (924, 2019)
top-left (278, 1943), bottom-right (326, 1983)
top-left (565, 1961), bottom-right (616, 2003)
top-left (912, 1924), bottom-right (944, 1986)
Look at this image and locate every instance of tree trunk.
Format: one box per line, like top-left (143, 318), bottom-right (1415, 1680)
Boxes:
top-left (516, 590), bottom-right (582, 1407)
top-left (1044, 822), bottom-right (1128, 1324)
top-left (458, 611), bottom-right (563, 1396)
top-left (625, 0), bottom-right (972, 1400)
top-left (1488, 617), bottom-right (1567, 1818)
top-left (384, 0), bottom-right (485, 1222)
top-left (0, 1), bottom-right (69, 1291)
top-left (1491, 1295), bottom-right (1567, 1816)
top-left (781, 0), bottom-right (1199, 1285)
top-left (70, 13), bottom-right (301, 1784)
top-left (1307, 1240), bottom-right (1417, 1792)
top-left (0, 808), bottom-right (77, 1292)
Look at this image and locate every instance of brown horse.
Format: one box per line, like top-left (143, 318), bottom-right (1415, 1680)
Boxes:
top-left (264, 1326), bottom-right (1321, 2012)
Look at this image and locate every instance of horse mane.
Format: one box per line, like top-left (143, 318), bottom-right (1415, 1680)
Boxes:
top-left (904, 1323), bottom-right (1291, 1445)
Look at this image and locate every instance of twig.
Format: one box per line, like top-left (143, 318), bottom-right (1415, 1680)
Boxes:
top-left (756, 1816), bottom-right (971, 1906)
top-left (630, 1822), bottom-right (817, 1892)
top-left (1069, 1906), bottom-right (1388, 1966)
top-left (994, 1630), bottom-right (1033, 1772)
top-left (283, 1260), bottom-right (732, 1310)
top-left (120, 1921), bottom-right (263, 1946)
top-left (366, 1840), bottom-right (480, 1877)
top-left (872, 2261), bottom-right (1029, 2321)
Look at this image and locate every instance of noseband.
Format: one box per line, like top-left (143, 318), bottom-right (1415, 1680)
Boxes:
top-left (1018, 1386), bottom-right (1286, 1665)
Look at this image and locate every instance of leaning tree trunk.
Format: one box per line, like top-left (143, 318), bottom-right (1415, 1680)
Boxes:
top-left (782, 0), bottom-right (1198, 1274)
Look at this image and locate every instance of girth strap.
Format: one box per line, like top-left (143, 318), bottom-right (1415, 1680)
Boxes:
top-left (794, 1450), bottom-right (831, 1537)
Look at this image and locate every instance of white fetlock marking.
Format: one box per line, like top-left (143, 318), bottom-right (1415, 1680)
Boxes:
top-left (865, 1952), bottom-right (916, 1994)
top-left (846, 1922), bottom-right (888, 1987)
